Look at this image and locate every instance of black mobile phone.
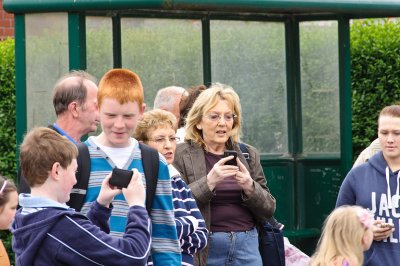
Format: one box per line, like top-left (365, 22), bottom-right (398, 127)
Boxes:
top-left (109, 168), bottom-right (133, 188)
top-left (223, 150), bottom-right (237, 166)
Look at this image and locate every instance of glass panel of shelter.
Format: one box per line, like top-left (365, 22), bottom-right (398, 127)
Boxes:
top-left (25, 13), bottom-right (69, 130)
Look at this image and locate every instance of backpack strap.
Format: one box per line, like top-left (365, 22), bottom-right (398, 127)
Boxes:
top-left (67, 142), bottom-right (159, 214)
top-left (239, 142), bottom-right (283, 228)
top-left (67, 142), bottom-right (91, 211)
top-left (17, 167), bottom-right (30, 194)
top-left (239, 142), bottom-right (251, 166)
top-left (139, 142), bottom-right (159, 215)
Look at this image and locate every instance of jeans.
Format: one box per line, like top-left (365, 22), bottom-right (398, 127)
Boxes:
top-left (206, 227), bottom-right (262, 266)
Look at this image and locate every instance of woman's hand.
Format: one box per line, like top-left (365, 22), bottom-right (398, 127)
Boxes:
top-left (206, 156), bottom-right (239, 191)
top-left (234, 159), bottom-right (255, 196)
top-left (373, 220), bottom-right (395, 241)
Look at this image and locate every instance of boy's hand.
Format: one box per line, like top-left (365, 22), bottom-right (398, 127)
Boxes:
top-left (122, 169), bottom-right (145, 207)
top-left (97, 173), bottom-right (121, 208)
top-left (373, 220), bottom-right (395, 241)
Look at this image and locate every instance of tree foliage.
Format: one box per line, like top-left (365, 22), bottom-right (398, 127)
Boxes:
top-left (351, 18), bottom-right (400, 159)
top-left (0, 37), bottom-right (16, 263)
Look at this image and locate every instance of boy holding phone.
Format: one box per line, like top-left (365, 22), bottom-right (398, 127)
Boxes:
top-left (12, 127), bottom-right (151, 265)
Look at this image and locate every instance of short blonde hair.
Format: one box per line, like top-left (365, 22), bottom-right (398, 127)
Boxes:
top-left (379, 104), bottom-right (400, 122)
top-left (185, 83), bottom-right (241, 148)
top-left (134, 109), bottom-right (177, 142)
top-left (310, 205), bottom-right (371, 266)
top-left (20, 127), bottom-right (78, 187)
top-left (98, 68), bottom-right (144, 108)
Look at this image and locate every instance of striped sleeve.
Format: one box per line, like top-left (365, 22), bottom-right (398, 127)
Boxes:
top-left (171, 175), bottom-right (208, 256)
top-left (149, 157), bottom-right (181, 265)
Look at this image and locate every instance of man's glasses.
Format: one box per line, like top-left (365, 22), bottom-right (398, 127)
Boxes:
top-left (149, 136), bottom-right (180, 145)
top-left (204, 113), bottom-right (237, 123)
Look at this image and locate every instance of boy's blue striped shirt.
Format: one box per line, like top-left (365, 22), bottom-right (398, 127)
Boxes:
top-left (81, 137), bottom-right (181, 265)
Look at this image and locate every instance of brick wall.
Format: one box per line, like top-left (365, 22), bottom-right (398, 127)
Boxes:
top-left (0, 0), bottom-right (14, 40)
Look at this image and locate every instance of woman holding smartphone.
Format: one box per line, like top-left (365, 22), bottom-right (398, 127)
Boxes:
top-left (173, 83), bottom-right (276, 266)
top-left (336, 104), bottom-right (400, 266)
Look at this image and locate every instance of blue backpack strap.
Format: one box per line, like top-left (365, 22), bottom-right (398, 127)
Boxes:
top-left (139, 142), bottom-right (159, 215)
top-left (240, 142), bottom-right (283, 230)
top-left (17, 167), bottom-right (30, 194)
top-left (239, 142), bottom-right (251, 165)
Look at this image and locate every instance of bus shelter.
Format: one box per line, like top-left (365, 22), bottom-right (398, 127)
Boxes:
top-left (5, 0), bottom-right (400, 253)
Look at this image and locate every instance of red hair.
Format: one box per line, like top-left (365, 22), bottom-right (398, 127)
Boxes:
top-left (98, 68), bottom-right (144, 108)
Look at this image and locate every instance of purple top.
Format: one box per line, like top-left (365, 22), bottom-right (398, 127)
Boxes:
top-left (205, 151), bottom-right (255, 232)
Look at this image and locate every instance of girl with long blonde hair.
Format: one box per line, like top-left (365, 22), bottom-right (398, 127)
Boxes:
top-left (310, 206), bottom-right (374, 266)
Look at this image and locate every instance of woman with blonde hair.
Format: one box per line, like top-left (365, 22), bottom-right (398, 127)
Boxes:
top-left (310, 206), bottom-right (374, 266)
top-left (174, 83), bottom-right (276, 265)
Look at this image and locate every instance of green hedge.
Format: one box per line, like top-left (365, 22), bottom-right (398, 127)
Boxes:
top-left (0, 37), bottom-right (16, 263)
top-left (351, 18), bottom-right (400, 159)
top-left (0, 38), bottom-right (16, 179)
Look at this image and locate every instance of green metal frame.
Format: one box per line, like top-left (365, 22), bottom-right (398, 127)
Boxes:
top-left (5, 0), bottom-right (400, 15)
top-left (201, 16), bottom-right (211, 86)
top-left (68, 13), bottom-right (87, 70)
top-left (112, 15), bottom-right (122, 68)
top-left (338, 17), bottom-right (352, 174)
top-left (286, 18), bottom-right (302, 156)
top-left (14, 14), bottom-right (26, 166)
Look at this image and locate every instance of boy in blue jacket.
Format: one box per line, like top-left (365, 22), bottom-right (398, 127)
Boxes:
top-left (11, 127), bottom-right (151, 265)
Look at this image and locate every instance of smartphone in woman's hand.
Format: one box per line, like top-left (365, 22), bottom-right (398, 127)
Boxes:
top-left (223, 150), bottom-right (237, 166)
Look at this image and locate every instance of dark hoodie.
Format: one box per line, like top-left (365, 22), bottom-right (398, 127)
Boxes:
top-left (11, 194), bottom-right (151, 266)
top-left (336, 151), bottom-right (400, 266)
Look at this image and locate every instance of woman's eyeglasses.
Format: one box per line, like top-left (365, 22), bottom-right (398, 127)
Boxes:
top-left (204, 113), bottom-right (237, 122)
top-left (149, 136), bottom-right (180, 145)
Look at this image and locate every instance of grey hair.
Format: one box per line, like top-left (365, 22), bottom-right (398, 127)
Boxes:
top-left (153, 86), bottom-right (186, 110)
top-left (52, 70), bottom-right (97, 115)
